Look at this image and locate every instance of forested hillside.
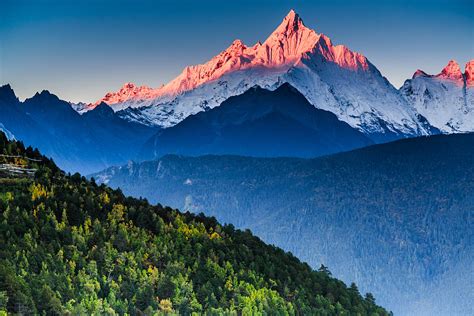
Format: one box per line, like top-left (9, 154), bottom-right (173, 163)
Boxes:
top-left (93, 133), bottom-right (474, 316)
top-left (0, 132), bottom-right (388, 315)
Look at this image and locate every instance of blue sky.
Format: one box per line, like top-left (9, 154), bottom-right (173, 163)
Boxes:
top-left (1, 0), bottom-right (473, 103)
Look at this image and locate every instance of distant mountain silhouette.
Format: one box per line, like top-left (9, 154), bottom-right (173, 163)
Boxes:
top-left (0, 85), bottom-right (157, 174)
top-left (141, 83), bottom-right (373, 160)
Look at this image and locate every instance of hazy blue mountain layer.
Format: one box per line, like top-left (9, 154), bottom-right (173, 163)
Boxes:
top-left (0, 84), bottom-right (157, 174)
top-left (93, 133), bottom-right (474, 315)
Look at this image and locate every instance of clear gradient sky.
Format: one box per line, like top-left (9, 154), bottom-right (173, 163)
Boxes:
top-left (1, 0), bottom-right (473, 103)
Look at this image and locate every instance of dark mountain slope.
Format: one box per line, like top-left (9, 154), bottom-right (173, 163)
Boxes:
top-left (93, 133), bottom-right (474, 316)
top-left (141, 83), bottom-right (373, 160)
top-left (80, 102), bottom-right (158, 165)
top-left (0, 85), bottom-right (65, 160)
top-left (0, 85), bottom-right (157, 174)
top-left (0, 132), bottom-right (388, 315)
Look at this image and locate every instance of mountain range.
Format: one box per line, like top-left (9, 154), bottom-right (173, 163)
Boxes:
top-left (0, 8), bottom-right (472, 316)
top-left (91, 133), bottom-right (474, 316)
top-left (1, 10), bottom-right (472, 174)
top-left (140, 83), bottom-right (373, 160)
top-left (400, 59), bottom-right (474, 133)
top-left (85, 10), bottom-right (471, 142)
top-left (0, 85), bottom-right (157, 174)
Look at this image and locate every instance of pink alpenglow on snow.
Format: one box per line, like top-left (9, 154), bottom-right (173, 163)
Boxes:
top-left (465, 60), bottom-right (474, 87)
top-left (436, 60), bottom-right (464, 85)
top-left (400, 59), bottom-right (474, 133)
top-left (87, 10), bottom-right (453, 138)
top-left (98, 83), bottom-right (155, 106)
top-left (412, 60), bottom-right (473, 86)
top-left (95, 10), bottom-right (370, 107)
top-left (412, 69), bottom-right (430, 79)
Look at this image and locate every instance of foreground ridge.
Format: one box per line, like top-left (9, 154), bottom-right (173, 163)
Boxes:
top-left (0, 132), bottom-right (389, 315)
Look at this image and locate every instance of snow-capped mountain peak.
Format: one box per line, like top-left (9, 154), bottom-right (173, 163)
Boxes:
top-left (277, 9), bottom-right (303, 32)
top-left (400, 59), bottom-right (474, 133)
top-left (261, 9), bottom-right (319, 63)
top-left (436, 60), bottom-right (464, 83)
top-left (157, 10), bottom-right (327, 98)
top-left (85, 10), bottom-right (438, 140)
top-left (98, 82), bottom-right (155, 106)
top-left (95, 9), bottom-right (372, 111)
top-left (413, 69), bottom-right (430, 79)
